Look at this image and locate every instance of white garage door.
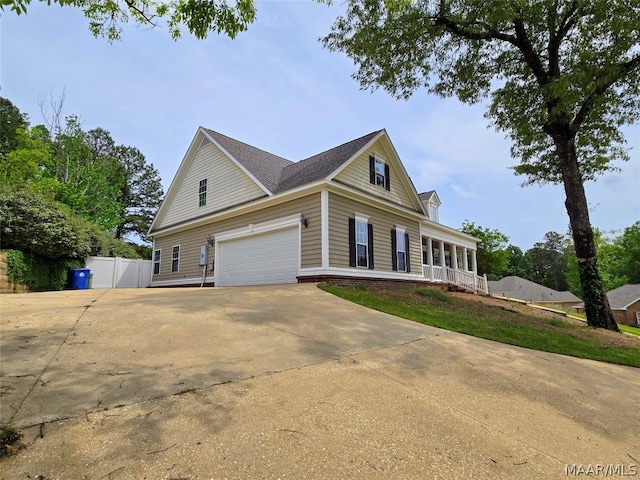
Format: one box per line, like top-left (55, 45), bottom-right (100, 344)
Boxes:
top-left (217, 226), bottom-right (299, 286)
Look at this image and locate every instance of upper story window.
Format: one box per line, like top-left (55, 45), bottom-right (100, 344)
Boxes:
top-left (369, 155), bottom-right (390, 191)
top-left (430, 203), bottom-right (439, 223)
top-left (171, 245), bottom-right (180, 273)
top-left (153, 249), bottom-right (161, 275)
top-left (199, 179), bottom-right (208, 207)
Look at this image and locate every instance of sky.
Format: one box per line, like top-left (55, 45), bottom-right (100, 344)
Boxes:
top-left (1, 1), bottom-right (638, 250)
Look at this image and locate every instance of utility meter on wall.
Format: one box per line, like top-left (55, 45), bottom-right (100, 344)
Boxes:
top-left (199, 245), bottom-right (208, 266)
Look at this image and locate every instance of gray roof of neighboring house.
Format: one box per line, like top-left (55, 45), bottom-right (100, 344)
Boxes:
top-left (488, 276), bottom-right (582, 303)
top-left (575, 284), bottom-right (640, 310)
top-left (204, 128), bottom-right (382, 194)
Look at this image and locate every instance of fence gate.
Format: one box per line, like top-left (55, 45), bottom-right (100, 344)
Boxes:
top-left (85, 257), bottom-right (152, 289)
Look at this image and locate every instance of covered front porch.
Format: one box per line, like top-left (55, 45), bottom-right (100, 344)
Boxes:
top-left (420, 225), bottom-right (488, 294)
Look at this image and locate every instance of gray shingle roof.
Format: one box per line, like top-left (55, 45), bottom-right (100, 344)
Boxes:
top-left (275, 130), bottom-right (382, 193)
top-left (488, 276), bottom-right (582, 303)
top-left (605, 284), bottom-right (640, 309)
top-left (203, 129), bottom-right (293, 193)
top-left (204, 128), bottom-right (382, 194)
top-left (418, 191), bottom-right (435, 202)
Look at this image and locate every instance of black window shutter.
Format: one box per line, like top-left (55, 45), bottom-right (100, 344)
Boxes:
top-left (348, 218), bottom-right (356, 267)
top-left (391, 229), bottom-right (397, 271)
top-left (367, 223), bottom-right (375, 269)
top-left (384, 164), bottom-right (391, 191)
top-left (405, 233), bottom-right (411, 272)
top-left (369, 156), bottom-right (376, 185)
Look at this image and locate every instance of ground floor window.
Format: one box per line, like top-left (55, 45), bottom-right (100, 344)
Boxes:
top-left (356, 219), bottom-right (369, 267)
top-left (153, 249), bottom-right (161, 275)
top-left (349, 216), bottom-right (374, 269)
top-left (171, 245), bottom-right (180, 273)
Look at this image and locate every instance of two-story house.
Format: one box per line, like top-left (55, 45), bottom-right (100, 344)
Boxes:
top-left (148, 128), bottom-right (486, 292)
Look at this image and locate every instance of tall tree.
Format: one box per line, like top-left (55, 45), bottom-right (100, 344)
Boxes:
top-left (85, 128), bottom-right (163, 241)
top-left (460, 220), bottom-right (509, 278)
top-left (526, 231), bottom-right (569, 291)
top-left (50, 116), bottom-right (125, 230)
top-left (502, 245), bottom-right (531, 279)
top-left (3, 0), bottom-right (257, 41)
top-left (615, 221), bottom-right (640, 284)
top-left (0, 97), bottom-right (30, 156)
top-left (323, 0), bottom-right (640, 330)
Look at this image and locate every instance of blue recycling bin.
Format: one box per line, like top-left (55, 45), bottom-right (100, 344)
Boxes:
top-left (69, 268), bottom-right (91, 290)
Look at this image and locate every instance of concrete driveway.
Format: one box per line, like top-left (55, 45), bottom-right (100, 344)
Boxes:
top-left (0, 284), bottom-right (638, 479)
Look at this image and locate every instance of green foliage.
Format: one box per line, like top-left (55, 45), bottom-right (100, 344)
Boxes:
top-left (0, 187), bottom-right (86, 258)
top-left (2, 0), bottom-right (257, 41)
top-left (51, 116), bottom-right (126, 230)
top-left (526, 231), bottom-right (569, 291)
top-left (0, 97), bottom-right (29, 155)
top-left (4, 249), bottom-right (83, 291)
top-left (460, 220), bottom-right (509, 276)
top-left (616, 221), bottom-right (640, 284)
top-left (323, 0), bottom-right (639, 186)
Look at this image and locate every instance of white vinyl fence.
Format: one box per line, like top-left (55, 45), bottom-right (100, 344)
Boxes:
top-left (85, 256), bottom-right (152, 289)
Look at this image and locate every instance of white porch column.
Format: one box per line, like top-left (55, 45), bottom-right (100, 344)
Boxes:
top-left (471, 249), bottom-right (478, 274)
top-left (426, 237), bottom-right (434, 280)
top-left (463, 247), bottom-right (469, 271)
top-left (451, 244), bottom-right (458, 270)
top-left (439, 240), bottom-right (446, 268)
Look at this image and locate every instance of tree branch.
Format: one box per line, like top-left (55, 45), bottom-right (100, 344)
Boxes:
top-left (124, 0), bottom-right (159, 27)
top-left (512, 18), bottom-right (549, 85)
top-left (572, 53), bottom-right (640, 131)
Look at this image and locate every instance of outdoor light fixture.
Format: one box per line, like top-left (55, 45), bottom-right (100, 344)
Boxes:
top-left (207, 234), bottom-right (215, 246)
top-left (300, 213), bottom-right (309, 228)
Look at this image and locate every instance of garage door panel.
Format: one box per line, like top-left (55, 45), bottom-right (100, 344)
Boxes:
top-left (218, 227), bottom-right (298, 286)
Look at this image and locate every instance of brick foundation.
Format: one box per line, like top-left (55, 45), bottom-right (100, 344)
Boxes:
top-left (297, 274), bottom-right (449, 292)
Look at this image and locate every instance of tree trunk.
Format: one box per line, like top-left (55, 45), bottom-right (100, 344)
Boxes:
top-left (557, 135), bottom-right (619, 331)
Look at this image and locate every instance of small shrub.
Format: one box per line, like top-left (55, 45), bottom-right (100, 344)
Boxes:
top-left (415, 288), bottom-right (449, 302)
top-left (355, 284), bottom-right (369, 291)
top-left (5, 249), bottom-right (83, 291)
top-left (0, 424), bottom-right (22, 457)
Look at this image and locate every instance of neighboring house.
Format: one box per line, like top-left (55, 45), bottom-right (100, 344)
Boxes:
top-left (575, 284), bottom-right (640, 327)
top-left (148, 128), bottom-right (486, 292)
top-left (488, 276), bottom-right (582, 311)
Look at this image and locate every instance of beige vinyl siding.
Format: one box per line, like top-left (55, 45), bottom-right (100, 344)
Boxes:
top-left (153, 193), bottom-right (321, 282)
top-left (160, 143), bottom-right (266, 228)
top-left (333, 139), bottom-right (415, 209)
top-left (328, 192), bottom-right (421, 272)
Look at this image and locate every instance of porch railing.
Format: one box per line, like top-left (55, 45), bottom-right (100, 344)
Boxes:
top-left (422, 264), bottom-right (487, 294)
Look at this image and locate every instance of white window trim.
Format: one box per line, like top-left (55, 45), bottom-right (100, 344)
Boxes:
top-left (355, 213), bottom-right (369, 269)
top-left (153, 248), bottom-right (161, 275)
top-left (199, 178), bottom-right (208, 207)
top-left (395, 226), bottom-right (407, 272)
top-left (171, 245), bottom-right (180, 273)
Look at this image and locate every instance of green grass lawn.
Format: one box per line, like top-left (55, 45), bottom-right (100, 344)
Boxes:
top-left (320, 284), bottom-right (640, 368)
top-left (620, 324), bottom-right (640, 336)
